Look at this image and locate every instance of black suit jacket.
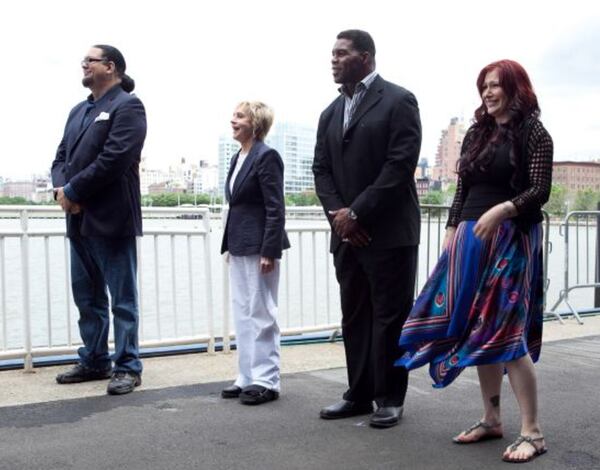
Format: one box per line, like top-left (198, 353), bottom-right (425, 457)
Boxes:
top-left (313, 75), bottom-right (422, 252)
top-left (221, 140), bottom-right (290, 259)
top-left (51, 85), bottom-right (147, 238)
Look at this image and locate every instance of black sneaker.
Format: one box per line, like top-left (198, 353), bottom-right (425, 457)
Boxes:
top-left (106, 371), bottom-right (142, 395)
top-left (56, 364), bottom-right (112, 384)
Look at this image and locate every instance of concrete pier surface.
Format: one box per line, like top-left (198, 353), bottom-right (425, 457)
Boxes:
top-left (1, 316), bottom-right (599, 469)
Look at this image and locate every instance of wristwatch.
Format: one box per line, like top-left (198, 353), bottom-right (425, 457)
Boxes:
top-left (347, 209), bottom-right (358, 220)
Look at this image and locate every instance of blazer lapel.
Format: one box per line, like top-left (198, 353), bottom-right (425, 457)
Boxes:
top-left (231, 142), bottom-right (260, 199)
top-left (70, 87), bottom-right (121, 152)
top-left (344, 76), bottom-right (384, 135)
top-left (66, 105), bottom-right (88, 155)
top-left (333, 96), bottom-right (345, 145)
top-left (71, 107), bottom-right (101, 151)
top-left (224, 151), bottom-right (239, 202)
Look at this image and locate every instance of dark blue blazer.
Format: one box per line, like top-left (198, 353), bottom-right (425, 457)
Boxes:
top-left (313, 75), bottom-right (422, 252)
top-left (51, 85), bottom-right (147, 238)
top-left (221, 140), bottom-right (290, 259)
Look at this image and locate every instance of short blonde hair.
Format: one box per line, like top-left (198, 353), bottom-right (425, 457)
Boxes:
top-left (236, 101), bottom-right (274, 141)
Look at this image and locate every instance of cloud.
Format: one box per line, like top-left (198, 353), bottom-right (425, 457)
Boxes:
top-left (539, 18), bottom-right (600, 89)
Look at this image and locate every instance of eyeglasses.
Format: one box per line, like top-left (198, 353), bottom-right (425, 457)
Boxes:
top-left (81, 57), bottom-right (107, 67)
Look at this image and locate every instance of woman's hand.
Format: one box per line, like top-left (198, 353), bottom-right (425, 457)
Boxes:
top-left (473, 202), bottom-right (516, 241)
top-left (260, 256), bottom-right (275, 274)
top-left (442, 227), bottom-right (457, 251)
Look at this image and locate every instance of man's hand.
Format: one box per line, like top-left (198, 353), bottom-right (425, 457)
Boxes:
top-left (260, 256), bottom-right (275, 274)
top-left (329, 208), bottom-right (371, 247)
top-left (55, 187), bottom-right (82, 214)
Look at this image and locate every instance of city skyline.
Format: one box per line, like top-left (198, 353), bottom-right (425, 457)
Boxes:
top-left (1, 1), bottom-right (599, 179)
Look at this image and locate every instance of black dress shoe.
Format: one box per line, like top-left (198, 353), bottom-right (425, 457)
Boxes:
top-left (106, 372), bottom-right (142, 395)
top-left (319, 400), bottom-right (374, 420)
top-left (369, 406), bottom-right (404, 428)
top-left (239, 385), bottom-right (279, 405)
top-left (56, 364), bottom-right (112, 384)
top-left (221, 385), bottom-right (242, 399)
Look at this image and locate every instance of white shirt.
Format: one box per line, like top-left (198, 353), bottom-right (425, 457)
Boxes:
top-left (229, 150), bottom-right (249, 193)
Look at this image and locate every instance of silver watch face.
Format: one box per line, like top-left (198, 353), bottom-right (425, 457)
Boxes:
top-left (348, 209), bottom-right (358, 220)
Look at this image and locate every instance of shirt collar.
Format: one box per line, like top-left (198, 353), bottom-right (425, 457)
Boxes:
top-left (339, 70), bottom-right (378, 98)
top-left (86, 83), bottom-right (122, 106)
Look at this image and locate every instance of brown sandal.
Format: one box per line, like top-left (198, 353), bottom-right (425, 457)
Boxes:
top-left (453, 420), bottom-right (503, 444)
top-left (502, 435), bottom-right (547, 463)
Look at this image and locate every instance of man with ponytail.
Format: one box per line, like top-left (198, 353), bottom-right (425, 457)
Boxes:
top-left (51, 45), bottom-right (147, 395)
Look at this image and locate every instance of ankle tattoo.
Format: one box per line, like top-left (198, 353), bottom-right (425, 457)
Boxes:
top-left (490, 395), bottom-right (500, 408)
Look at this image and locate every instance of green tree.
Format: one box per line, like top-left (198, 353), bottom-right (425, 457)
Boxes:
top-left (143, 192), bottom-right (215, 207)
top-left (543, 184), bottom-right (567, 216)
top-left (573, 188), bottom-right (600, 211)
top-left (285, 191), bottom-right (320, 206)
top-left (150, 193), bottom-right (179, 207)
top-left (419, 191), bottom-right (445, 217)
top-left (419, 191), bottom-right (444, 206)
top-left (443, 182), bottom-right (457, 205)
top-left (0, 196), bottom-right (30, 205)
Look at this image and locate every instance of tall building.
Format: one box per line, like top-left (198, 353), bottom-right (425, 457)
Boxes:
top-left (218, 136), bottom-right (240, 196)
top-left (140, 157), bottom-right (169, 196)
top-left (1, 177), bottom-right (53, 202)
top-left (432, 117), bottom-right (467, 184)
top-left (268, 122), bottom-right (316, 194)
top-left (217, 121), bottom-right (317, 196)
top-left (193, 160), bottom-right (218, 194)
top-left (553, 161), bottom-right (600, 192)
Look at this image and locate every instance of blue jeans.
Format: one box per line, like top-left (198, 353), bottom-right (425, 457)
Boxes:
top-left (69, 235), bottom-right (142, 375)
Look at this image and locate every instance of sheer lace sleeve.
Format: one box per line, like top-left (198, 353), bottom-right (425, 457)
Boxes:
top-left (510, 120), bottom-right (553, 214)
top-left (446, 175), bottom-right (466, 228)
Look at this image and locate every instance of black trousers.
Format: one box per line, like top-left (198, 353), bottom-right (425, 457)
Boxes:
top-left (334, 243), bottom-right (418, 406)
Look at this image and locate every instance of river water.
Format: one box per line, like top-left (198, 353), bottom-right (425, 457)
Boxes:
top-left (0, 217), bottom-right (596, 350)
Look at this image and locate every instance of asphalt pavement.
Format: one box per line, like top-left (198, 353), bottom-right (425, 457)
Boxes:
top-left (0, 334), bottom-right (598, 470)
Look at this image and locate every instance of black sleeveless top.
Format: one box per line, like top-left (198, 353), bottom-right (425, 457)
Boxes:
top-left (460, 141), bottom-right (515, 222)
top-left (447, 118), bottom-right (554, 230)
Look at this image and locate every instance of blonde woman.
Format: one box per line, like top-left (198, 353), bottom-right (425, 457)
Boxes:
top-left (220, 101), bottom-right (290, 405)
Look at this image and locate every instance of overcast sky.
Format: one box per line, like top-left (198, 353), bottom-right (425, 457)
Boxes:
top-left (1, 0), bottom-right (598, 179)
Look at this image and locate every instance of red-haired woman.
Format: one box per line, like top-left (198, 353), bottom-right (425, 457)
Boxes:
top-left (397, 60), bottom-right (552, 463)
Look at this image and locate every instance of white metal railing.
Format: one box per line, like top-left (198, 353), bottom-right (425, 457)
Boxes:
top-left (0, 205), bottom-right (344, 369)
top-left (0, 204), bottom-right (568, 370)
top-left (0, 206), bottom-right (216, 369)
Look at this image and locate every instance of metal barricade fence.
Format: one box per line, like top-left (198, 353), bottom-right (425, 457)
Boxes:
top-left (546, 210), bottom-right (600, 324)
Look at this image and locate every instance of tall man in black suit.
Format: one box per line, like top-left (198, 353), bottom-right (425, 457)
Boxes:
top-left (51, 45), bottom-right (147, 395)
top-left (313, 30), bottom-right (421, 428)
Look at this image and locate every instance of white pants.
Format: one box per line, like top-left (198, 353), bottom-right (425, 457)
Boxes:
top-left (229, 254), bottom-right (281, 391)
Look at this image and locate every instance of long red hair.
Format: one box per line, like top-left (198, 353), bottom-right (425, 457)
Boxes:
top-left (459, 60), bottom-right (540, 180)
top-left (474, 59), bottom-right (539, 125)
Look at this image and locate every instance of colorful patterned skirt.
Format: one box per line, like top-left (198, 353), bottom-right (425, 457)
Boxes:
top-left (396, 220), bottom-right (544, 388)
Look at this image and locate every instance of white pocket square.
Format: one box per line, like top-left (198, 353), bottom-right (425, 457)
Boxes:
top-left (94, 112), bottom-right (110, 122)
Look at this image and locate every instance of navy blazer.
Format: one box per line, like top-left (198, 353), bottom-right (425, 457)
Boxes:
top-left (221, 140), bottom-right (290, 259)
top-left (51, 85), bottom-right (147, 238)
top-left (313, 75), bottom-right (422, 252)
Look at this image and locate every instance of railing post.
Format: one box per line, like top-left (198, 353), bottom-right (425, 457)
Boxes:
top-left (595, 203), bottom-right (600, 308)
top-left (203, 211), bottom-right (215, 354)
top-left (563, 214), bottom-right (570, 308)
top-left (542, 211), bottom-right (550, 310)
top-left (1, 238), bottom-right (7, 351)
top-left (20, 210), bottom-right (33, 372)
top-left (221, 207), bottom-right (231, 353)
